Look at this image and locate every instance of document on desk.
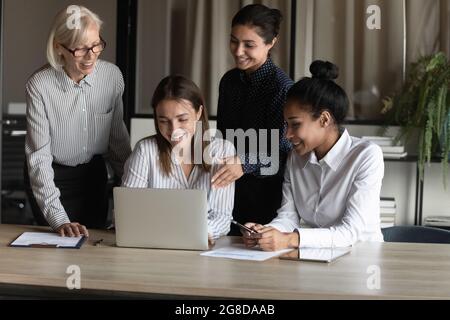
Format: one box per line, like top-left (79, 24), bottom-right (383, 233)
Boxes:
top-left (9, 232), bottom-right (86, 249)
top-left (201, 244), bottom-right (293, 261)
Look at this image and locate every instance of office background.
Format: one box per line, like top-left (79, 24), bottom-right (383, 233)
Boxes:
top-left (0, 0), bottom-right (449, 227)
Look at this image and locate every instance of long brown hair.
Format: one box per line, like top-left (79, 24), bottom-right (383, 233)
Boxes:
top-left (151, 75), bottom-right (211, 176)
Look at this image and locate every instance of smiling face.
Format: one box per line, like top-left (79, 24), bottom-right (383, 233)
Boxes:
top-left (56, 22), bottom-right (101, 83)
top-left (155, 99), bottom-right (203, 149)
top-left (229, 24), bottom-right (275, 73)
top-left (284, 101), bottom-right (326, 156)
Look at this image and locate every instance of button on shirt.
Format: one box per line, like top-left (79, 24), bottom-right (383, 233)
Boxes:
top-left (25, 60), bottom-right (132, 230)
top-left (217, 58), bottom-right (293, 176)
top-left (122, 137), bottom-right (235, 239)
top-left (268, 130), bottom-right (385, 248)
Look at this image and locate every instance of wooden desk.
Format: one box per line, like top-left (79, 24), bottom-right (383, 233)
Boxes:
top-left (1, 224), bottom-right (450, 299)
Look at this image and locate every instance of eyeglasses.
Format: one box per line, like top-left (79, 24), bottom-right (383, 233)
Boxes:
top-left (60, 38), bottom-right (106, 57)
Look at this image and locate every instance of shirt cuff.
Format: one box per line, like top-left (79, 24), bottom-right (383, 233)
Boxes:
top-left (265, 222), bottom-right (291, 233)
top-left (297, 228), bottom-right (332, 248)
top-left (47, 212), bottom-right (71, 231)
top-left (208, 223), bottom-right (227, 240)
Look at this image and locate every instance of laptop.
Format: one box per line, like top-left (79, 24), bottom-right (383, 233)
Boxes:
top-left (113, 187), bottom-right (209, 250)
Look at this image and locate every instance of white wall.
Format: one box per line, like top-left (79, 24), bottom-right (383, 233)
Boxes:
top-left (135, 0), bottom-right (170, 115)
top-left (130, 118), bottom-right (450, 225)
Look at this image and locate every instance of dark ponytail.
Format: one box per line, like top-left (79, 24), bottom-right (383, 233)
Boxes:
top-left (286, 60), bottom-right (349, 125)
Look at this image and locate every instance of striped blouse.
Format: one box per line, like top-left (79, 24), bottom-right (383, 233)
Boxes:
top-left (25, 60), bottom-right (131, 230)
top-left (122, 137), bottom-right (235, 239)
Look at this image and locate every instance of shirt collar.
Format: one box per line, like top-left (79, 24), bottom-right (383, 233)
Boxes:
top-left (320, 129), bottom-right (351, 171)
top-left (239, 57), bottom-right (275, 85)
top-left (56, 61), bottom-right (98, 92)
top-left (297, 129), bottom-right (351, 171)
top-left (83, 66), bottom-right (97, 86)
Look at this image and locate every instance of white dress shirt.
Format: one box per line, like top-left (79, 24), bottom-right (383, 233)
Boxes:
top-left (25, 60), bottom-right (131, 229)
top-left (268, 129), bottom-right (384, 248)
top-left (122, 136), bottom-right (235, 239)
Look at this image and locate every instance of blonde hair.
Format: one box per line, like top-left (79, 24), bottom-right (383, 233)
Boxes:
top-left (46, 5), bottom-right (103, 69)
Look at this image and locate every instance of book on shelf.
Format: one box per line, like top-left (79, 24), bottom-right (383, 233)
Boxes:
top-left (424, 221), bottom-right (450, 227)
top-left (380, 222), bottom-right (395, 228)
top-left (424, 216), bottom-right (450, 223)
top-left (380, 207), bottom-right (396, 215)
top-left (381, 145), bottom-right (405, 153)
top-left (380, 216), bottom-right (396, 223)
top-left (424, 216), bottom-right (450, 227)
top-left (380, 197), bottom-right (396, 208)
top-left (361, 136), bottom-right (394, 146)
top-left (383, 151), bottom-right (408, 159)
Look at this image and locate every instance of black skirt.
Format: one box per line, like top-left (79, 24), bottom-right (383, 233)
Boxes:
top-left (24, 155), bottom-right (108, 229)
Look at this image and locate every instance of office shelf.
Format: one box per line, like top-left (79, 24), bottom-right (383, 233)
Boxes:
top-left (384, 154), bottom-right (450, 226)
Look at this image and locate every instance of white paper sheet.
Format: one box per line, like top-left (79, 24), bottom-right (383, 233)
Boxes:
top-left (201, 243), bottom-right (293, 261)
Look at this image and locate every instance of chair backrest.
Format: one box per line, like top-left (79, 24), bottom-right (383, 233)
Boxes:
top-left (382, 226), bottom-right (450, 244)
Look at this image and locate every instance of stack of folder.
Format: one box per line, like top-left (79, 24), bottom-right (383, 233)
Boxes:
top-left (380, 197), bottom-right (396, 228)
top-left (424, 216), bottom-right (450, 228)
top-left (362, 136), bottom-right (407, 159)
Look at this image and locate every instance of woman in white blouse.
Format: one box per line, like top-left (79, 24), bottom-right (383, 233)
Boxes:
top-left (242, 60), bottom-right (384, 250)
top-left (122, 75), bottom-right (235, 243)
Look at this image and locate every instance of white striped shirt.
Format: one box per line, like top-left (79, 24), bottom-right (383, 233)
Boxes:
top-left (25, 60), bottom-right (131, 230)
top-left (122, 137), bottom-right (235, 239)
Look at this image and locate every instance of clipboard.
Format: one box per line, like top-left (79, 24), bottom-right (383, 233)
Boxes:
top-left (9, 232), bottom-right (86, 249)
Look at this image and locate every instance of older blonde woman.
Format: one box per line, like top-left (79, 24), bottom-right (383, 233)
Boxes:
top-left (24, 5), bottom-right (131, 237)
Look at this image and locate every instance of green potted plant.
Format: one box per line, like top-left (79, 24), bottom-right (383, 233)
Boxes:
top-left (382, 52), bottom-right (450, 187)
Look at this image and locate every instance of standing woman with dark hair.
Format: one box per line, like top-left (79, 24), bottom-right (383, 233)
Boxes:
top-left (212, 4), bottom-right (294, 235)
top-left (243, 61), bottom-right (385, 250)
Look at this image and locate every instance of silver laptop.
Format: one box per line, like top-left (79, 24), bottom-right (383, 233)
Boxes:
top-left (113, 187), bottom-right (209, 250)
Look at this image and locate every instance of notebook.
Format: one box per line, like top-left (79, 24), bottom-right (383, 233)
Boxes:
top-left (279, 247), bottom-right (352, 263)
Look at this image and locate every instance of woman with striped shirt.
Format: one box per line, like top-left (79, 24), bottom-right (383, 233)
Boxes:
top-left (122, 75), bottom-right (235, 242)
top-left (25, 6), bottom-right (131, 237)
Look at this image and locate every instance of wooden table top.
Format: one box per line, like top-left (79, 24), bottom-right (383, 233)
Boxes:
top-left (1, 224), bottom-right (450, 299)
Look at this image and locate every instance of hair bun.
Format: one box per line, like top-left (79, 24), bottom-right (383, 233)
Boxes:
top-left (310, 60), bottom-right (339, 80)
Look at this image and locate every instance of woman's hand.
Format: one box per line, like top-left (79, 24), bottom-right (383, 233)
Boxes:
top-left (256, 227), bottom-right (299, 251)
top-left (211, 156), bottom-right (244, 188)
top-left (56, 222), bottom-right (89, 237)
top-left (208, 233), bottom-right (216, 248)
top-left (242, 222), bottom-right (264, 248)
